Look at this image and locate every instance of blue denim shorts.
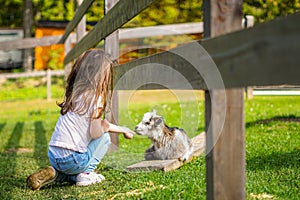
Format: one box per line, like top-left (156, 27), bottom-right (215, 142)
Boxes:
top-left (48, 132), bottom-right (111, 178)
top-left (48, 150), bottom-right (90, 175)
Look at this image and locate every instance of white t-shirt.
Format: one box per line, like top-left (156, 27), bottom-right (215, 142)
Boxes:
top-left (49, 95), bottom-right (102, 158)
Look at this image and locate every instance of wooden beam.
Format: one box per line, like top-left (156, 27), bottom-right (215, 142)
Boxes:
top-left (0, 22), bottom-right (204, 52)
top-left (59, 0), bottom-right (94, 43)
top-left (206, 89), bottom-right (245, 199)
top-left (113, 12), bottom-right (300, 90)
top-left (0, 34), bottom-right (76, 52)
top-left (126, 133), bottom-right (206, 172)
top-left (64, 0), bottom-right (155, 64)
top-left (105, 0), bottom-right (120, 152)
top-left (0, 70), bottom-right (64, 79)
top-left (75, 0), bottom-right (87, 42)
top-left (119, 22), bottom-right (203, 39)
top-left (204, 0), bottom-right (245, 200)
top-left (0, 35), bottom-right (61, 52)
top-left (0, 22), bottom-right (202, 52)
top-left (1, 18), bottom-right (254, 52)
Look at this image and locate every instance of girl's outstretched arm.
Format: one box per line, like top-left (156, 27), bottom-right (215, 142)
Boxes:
top-left (105, 119), bottom-right (135, 139)
top-left (90, 118), bottom-right (134, 139)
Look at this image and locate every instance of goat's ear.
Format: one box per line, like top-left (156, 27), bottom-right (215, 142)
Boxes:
top-left (152, 109), bottom-right (157, 115)
top-left (153, 117), bottom-right (163, 126)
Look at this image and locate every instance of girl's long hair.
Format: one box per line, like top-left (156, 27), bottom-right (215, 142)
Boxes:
top-left (58, 49), bottom-right (114, 119)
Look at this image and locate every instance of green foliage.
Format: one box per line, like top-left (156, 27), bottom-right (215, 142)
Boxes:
top-left (243, 0), bottom-right (300, 23)
top-left (1, 0), bottom-right (300, 28)
top-left (126, 0), bottom-right (203, 27)
top-left (86, 0), bottom-right (104, 22)
top-left (0, 76), bottom-right (64, 101)
top-left (34, 0), bottom-right (73, 21)
top-left (47, 48), bottom-right (64, 70)
top-left (0, 0), bottom-right (23, 28)
top-left (34, 0), bottom-right (104, 22)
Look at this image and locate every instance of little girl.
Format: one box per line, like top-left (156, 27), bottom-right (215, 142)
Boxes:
top-left (27, 49), bottom-right (134, 190)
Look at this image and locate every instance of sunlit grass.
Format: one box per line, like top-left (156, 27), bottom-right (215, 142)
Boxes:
top-left (0, 78), bottom-right (299, 199)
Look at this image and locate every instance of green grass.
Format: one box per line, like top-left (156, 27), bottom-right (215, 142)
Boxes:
top-left (0, 79), bottom-right (299, 199)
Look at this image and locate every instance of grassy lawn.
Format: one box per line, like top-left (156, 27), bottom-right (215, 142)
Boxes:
top-left (0, 78), bottom-right (299, 199)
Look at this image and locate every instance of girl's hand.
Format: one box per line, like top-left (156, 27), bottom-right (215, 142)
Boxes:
top-left (120, 127), bottom-right (135, 139)
top-left (105, 121), bottom-right (135, 139)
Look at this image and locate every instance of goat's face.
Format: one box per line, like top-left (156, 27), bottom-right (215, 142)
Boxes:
top-left (135, 110), bottom-right (163, 137)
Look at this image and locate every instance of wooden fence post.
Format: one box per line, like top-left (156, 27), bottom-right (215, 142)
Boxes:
top-left (64, 35), bottom-right (72, 81)
top-left (105, 0), bottom-right (119, 151)
top-left (244, 15), bottom-right (255, 100)
top-left (64, 0), bottom-right (87, 80)
top-left (76, 0), bottom-right (86, 42)
top-left (203, 0), bottom-right (245, 199)
top-left (46, 68), bottom-right (51, 101)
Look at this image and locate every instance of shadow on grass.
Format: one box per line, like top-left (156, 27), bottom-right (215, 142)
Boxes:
top-left (34, 121), bottom-right (49, 168)
top-left (0, 122), bottom-right (24, 199)
top-left (247, 149), bottom-right (300, 171)
top-left (0, 123), bottom-right (6, 133)
top-left (0, 121), bottom-right (58, 199)
top-left (246, 115), bottom-right (300, 128)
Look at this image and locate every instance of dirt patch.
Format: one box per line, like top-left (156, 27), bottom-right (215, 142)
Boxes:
top-left (4, 147), bottom-right (33, 153)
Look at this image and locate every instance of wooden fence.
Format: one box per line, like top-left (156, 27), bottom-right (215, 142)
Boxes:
top-left (0, 0), bottom-right (300, 199)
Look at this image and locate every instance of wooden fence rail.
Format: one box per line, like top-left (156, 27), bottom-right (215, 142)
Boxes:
top-left (0, 69), bottom-right (64, 79)
top-left (114, 12), bottom-right (300, 90)
top-left (0, 70), bottom-right (64, 100)
top-left (0, 16), bottom-right (254, 52)
top-left (0, 22), bottom-right (202, 52)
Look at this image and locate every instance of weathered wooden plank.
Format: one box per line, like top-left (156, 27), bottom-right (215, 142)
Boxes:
top-left (205, 89), bottom-right (245, 199)
top-left (113, 12), bottom-right (300, 90)
top-left (126, 132), bottom-right (205, 172)
top-left (119, 22), bottom-right (203, 39)
top-left (0, 33), bottom-right (77, 52)
top-left (126, 159), bottom-right (181, 172)
top-left (204, 0), bottom-right (245, 200)
top-left (105, 0), bottom-right (120, 152)
top-left (46, 69), bottom-right (52, 100)
top-left (0, 22), bottom-right (204, 52)
top-left (0, 18), bottom-right (252, 52)
top-left (75, 0), bottom-right (87, 42)
top-left (0, 70), bottom-right (64, 79)
top-left (64, 0), bottom-right (155, 64)
top-left (191, 132), bottom-right (206, 157)
top-left (59, 0), bottom-right (94, 43)
top-left (64, 34), bottom-right (73, 80)
top-left (0, 35), bottom-right (61, 51)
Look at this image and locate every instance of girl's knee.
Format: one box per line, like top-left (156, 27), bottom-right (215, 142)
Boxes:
top-left (102, 132), bottom-right (111, 145)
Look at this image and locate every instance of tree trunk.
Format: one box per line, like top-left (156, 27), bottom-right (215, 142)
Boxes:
top-left (23, 0), bottom-right (33, 71)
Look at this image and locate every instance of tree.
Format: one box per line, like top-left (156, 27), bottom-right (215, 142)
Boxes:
top-left (23, 0), bottom-right (33, 71)
top-left (125, 0), bottom-right (203, 27)
top-left (243, 0), bottom-right (300, 23)
top-left (1, 0), bottom-right (299, 28)
top-left (0, 0), bottom-right (23, 28)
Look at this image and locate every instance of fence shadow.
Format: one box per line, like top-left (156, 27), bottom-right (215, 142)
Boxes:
top-left (246, 115), bottom-right (300, 128)
top-left (246, 149), bottom-right (300, 171)
top-left (0, 123), bottom-right (6, 133)
top-left (34, 121), bottom-right (49, 168)
top-left (246, 114), bottom-right (300, 170)
top-left (0, 122), bottom-right (24, 199)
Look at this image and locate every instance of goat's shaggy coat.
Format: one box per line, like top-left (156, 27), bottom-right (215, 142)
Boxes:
top-left (135, 111), bottom-right (194, 161)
